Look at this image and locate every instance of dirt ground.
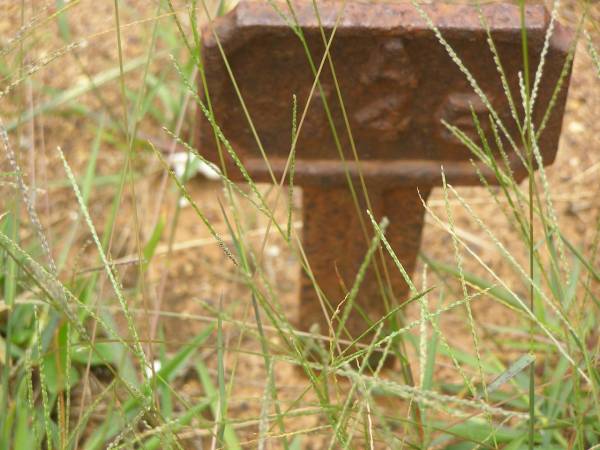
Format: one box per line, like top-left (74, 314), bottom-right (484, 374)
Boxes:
top-left (1, 0), bottom-right (599, 448)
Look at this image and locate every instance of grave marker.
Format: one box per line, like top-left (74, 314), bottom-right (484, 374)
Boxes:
top-left (198, 1), bottom-right (572, 359)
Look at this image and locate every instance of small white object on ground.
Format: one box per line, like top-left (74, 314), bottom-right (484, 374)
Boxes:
top-left (168, 152), bottom-right (221, 181)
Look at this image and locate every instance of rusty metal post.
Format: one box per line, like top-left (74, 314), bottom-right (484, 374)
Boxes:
top-left (301, 186), bottom-right (430, 344)
top-left (196, 1), bottom-right (573, 360)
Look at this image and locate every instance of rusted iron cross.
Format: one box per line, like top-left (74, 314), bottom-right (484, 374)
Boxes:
top-left (198, 1), bottom-right (572, 358)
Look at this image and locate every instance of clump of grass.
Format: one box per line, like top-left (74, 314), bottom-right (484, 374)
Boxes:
top-left (0, 0), bottom-right (599, 449)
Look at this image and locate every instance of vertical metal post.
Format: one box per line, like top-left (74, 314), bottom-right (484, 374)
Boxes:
top-left (300, 185), bottom-right (431, 359)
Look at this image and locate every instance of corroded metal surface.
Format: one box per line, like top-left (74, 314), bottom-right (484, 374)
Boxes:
top-left (301, 186), bottom-right (430, 354)
top-left (197, 0), bottom-right (573, 361)
top-left (200, 0), bottom-right (571, 185)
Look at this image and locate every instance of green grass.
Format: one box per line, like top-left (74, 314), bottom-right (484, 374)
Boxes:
top-left (1, 0), bottom-right (599, 448)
